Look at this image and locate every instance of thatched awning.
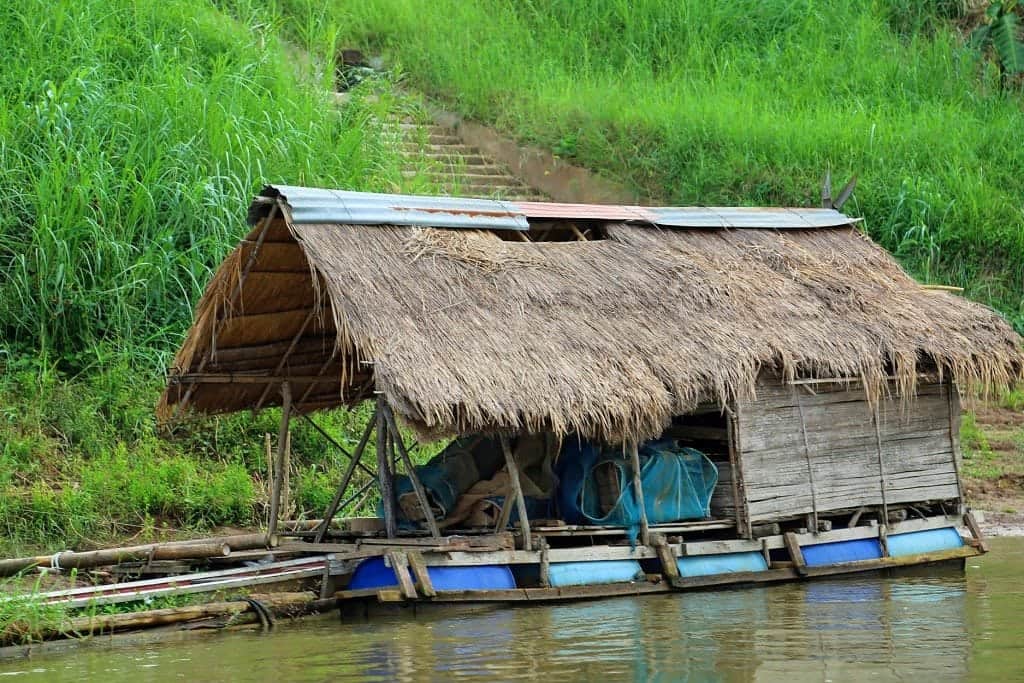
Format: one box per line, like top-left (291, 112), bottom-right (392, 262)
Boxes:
top-left (158, 186), bottom-right (1023, 443)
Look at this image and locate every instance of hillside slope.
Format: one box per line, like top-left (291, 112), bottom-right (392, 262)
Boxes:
top-left (290, 0), bottom-right (1024, 331)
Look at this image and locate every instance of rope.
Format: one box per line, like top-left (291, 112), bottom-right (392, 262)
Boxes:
top-left (50, 551), bottom-right (69, 571)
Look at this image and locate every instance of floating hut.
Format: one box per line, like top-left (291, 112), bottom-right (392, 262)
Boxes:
top-left (160, 186), bottom-right (1022, 608)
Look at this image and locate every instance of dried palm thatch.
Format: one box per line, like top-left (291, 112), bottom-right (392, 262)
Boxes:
top-left (159, 191), bottom-right (1023, 444)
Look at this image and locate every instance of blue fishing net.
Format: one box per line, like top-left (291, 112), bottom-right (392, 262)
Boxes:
top-left (556, 438), bottom-right (718, 542)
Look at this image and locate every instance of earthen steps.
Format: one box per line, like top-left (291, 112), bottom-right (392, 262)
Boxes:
top-left (385, 108), bottom-right (549, 202)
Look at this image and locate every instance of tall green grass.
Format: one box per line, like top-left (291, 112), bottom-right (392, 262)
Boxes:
top-left (0, 0), bottom-right (442, 553)
top-left (286, 0), bottom-right (1024, 331)
top-left (0, 0), bottom-right (410, 366)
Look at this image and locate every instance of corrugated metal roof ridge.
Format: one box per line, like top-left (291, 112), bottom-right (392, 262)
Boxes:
top-left (251, 185), bottom-right (857, 230)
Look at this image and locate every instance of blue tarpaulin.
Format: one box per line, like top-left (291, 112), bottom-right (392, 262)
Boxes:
top-left (556, 438), bottom-right (718, 542)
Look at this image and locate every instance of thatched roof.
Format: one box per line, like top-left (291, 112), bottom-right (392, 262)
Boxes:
top-left (159, 186), bottom-right (1023, 443)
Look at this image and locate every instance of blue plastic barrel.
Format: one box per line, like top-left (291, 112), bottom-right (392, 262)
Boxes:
top-left (801, 538), bottom-right (883, 566)
top-left (547, 560), bottom-right (643, 587)
top-left (676, 551), bottom-right (768, 578)
top-left (348, 557), bottom-right (516, 591)
top-left (886, 527), bottom-right (963, 557)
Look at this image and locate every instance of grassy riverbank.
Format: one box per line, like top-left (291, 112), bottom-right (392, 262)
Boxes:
top-left (2, 0), bottom-right (1022, 557)
top-left (0, 0), bottom-right (432, 554)
top-left (286, 0), bottom-right (1024, 332)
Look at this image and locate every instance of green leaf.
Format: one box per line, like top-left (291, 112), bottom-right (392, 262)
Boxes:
top-left (969, 23), bottom-right (992, 50)
top-left (992, 13), bottom-right (1024, 74)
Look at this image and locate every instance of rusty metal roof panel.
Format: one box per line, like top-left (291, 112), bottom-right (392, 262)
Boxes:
top-left (251, 186), bottom-right (857, 231)
top-left (252, 185), bottom-right (529, 230)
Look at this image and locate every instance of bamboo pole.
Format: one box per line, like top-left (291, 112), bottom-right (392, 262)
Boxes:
top-left (376, 397), bottom-right (398, 538)
top-left (253, 307), bottom-right (318, 412)
top-left (0, 543), bottom-right (231, 577)
top-left (382, 404), bottom-right (440, 539)
top-left (167, 534), bottom-right (277, 551)
top-left (21, 593), bottom-right (322, 645)
top-left (302, 413), bottom-right (377, 479)
top-left (314, 409), bottom-right (377, 543)
top-left (629, 441), bottom-right (651, 546)
top-left (380, 401), bottom-right (436, 540)
top-left (281, 429), bottom-right (292, 520)
top-left (500, 435), bottom-right (532, 551)
top-left (267, 381), bottom-right (292, 541)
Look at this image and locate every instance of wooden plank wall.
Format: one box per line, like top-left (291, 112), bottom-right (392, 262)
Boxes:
top-left (737, 379), bottom-right (960, 524)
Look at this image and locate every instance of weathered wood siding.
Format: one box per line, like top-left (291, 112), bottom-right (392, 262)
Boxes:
top-left (737, 379), bottom-right (960, 524)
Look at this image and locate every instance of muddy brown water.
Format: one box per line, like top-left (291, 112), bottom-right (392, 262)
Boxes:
top-left (2, 537), bottom-right (1022, 682)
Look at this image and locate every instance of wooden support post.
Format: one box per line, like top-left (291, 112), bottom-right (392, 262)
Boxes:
top-left (500, 435), bottom-right (533, 551)
top-left (264, 432), bottom-right (273, 497)
top-left (872, 405), bottom-right (890, 523)
top-left (628, 441), bottom-right (651, 547)
top-left (281, 430), bottom-right (292, 520)
top-left (652, 534), bottom-right (679, 580)
top-left (784, 532), bottom-right (807, 576)
top-left (727, 405), bottom-right (753, 539)
top-left (725, 407), bottom-right (747, 538)
top-left (795, 389), bottom-right (819, 533)
top-left (963, 511), bottom-right (989, 552)
top-left (267, 382), bottom-right (291, 542)
top-left (407, 550), bottom-right (435, 597)
top-left (314, 410), bottom-right (377, 543)
top-left (387, 551), bottom-right (417, 600)
top-left (947, 383), bottom-right (966, 515)
top-left (376, 397), bottom-right (397, 539)
top-left (878, 524), bottom-right (889, 557)
top-left (382, 404), bottom-right (441, 539)
top-left (761, 537), bottom-right (771, 568)
top-left (539, 539), bottom-right (551, 588)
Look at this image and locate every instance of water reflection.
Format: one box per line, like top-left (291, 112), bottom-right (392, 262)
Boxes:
top-left (1, 539), bottom-right (1021, 682)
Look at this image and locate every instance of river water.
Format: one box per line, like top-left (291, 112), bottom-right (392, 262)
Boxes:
top-left (2, 537), bottom-right (1021, 682)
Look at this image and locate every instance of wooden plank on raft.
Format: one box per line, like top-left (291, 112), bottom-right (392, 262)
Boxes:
top-left (386, 551), bottom-right (417, 600)
top-left (963, 511), bottom-right (989, 552)
top-left (802, 545), bottom-right (980, 577)
top-left (406, 551), bottom-right (436, 597)
top-left (784, 532), bottom-right (807, 576)
top-left (680, 539), bottom-right (763, 556)
top-left (417, 581), bottom-right (671, 604)
top-left (652, 535), bottom-right (679, 579)
top-left (531, 520), bottom-right (734, 536)
top-left (670, 567), bottom-right (797, 590)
